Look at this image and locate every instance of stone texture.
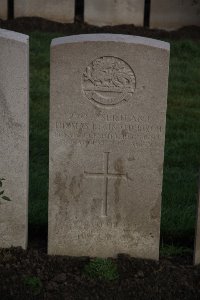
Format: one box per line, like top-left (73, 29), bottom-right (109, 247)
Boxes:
top-left (84, 0), bottom-right (144, 26)
top-left (0, 0), bottom-right (7, 20)
top-left (48, 34), bottom-right (170, 259)
top-left (150, 0), bottom-right (200, 30)
top-left (194, 176), bottom-right (200, 265)
top-left (15, 0), bottom-right (75, 23)
top-left (0, 29), bottom-right (29, 249)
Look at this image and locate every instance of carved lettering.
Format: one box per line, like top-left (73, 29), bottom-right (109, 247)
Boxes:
top-left (54, 111), bottom-right (164, 149)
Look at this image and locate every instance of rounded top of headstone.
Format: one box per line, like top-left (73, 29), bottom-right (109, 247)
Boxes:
top-left (0, 28), bottom-right (28, 44)
top-left (51, 34), bottom-right (170, 51)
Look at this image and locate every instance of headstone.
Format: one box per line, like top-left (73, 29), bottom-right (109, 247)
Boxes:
top-left (150, 0), bottom-right (200, 30)
top-left (15, 0), bottom-right (75, 23)
top-left (48, 34), bottom-right (170, 259)
top-left (194, 174), bottom-right (200, 265)
top-left (84, 0), bottom-right (144, 26)
top-left (0, 29), bottom-right (29, 249)
top-left (0, 0), bottom-right (7, 20)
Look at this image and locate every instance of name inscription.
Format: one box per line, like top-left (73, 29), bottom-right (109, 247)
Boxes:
top-left (53, 112), bottom-right (164, 148)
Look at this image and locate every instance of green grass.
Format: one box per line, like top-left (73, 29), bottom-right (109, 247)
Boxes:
top-left (83, 258), bottom-right (119, 281)
top-left (29, 32), bottom-right (60, 226)
top-left (162, 40), bottom-right (200, 245)
top-left (160, 244), bottom-right (193, 257)
top-left (23, 275), bottom-right (42, 295)
top-left (29, 32), bottom-right (200, 252)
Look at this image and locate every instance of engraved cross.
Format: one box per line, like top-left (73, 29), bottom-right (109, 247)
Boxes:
top-left (84, 152), bottom-right (127, 217)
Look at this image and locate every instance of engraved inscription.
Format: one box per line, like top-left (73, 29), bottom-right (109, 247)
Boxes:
top-left (54, 112), bottom-right (164, 148)
top-left (84, 152), bottom-right (128, 217)
top-left (82, 56), bottom-right (136, 107)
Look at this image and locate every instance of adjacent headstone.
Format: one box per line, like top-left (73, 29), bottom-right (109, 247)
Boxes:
top-left (194, 174), bottom-right (200, 265)
top-left (48, 34), bottom-right (170, 259)
top-left (84, 0), bottom-right (144, 26)
top-left (150, 0), bottom-right (200, 30)
top-left (0, 29), bottom-right (29, 249)
top-left (0, 0), bottom-right (7, 20)
top-left (15, 0), bottom-right (75, 23)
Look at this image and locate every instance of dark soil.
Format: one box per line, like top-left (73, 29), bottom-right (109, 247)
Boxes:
top-left (0, 241), bottom-right (199, 300)
top-left (0, 17), bottom-right (200, 40)
top-left (0, 18), bottom-right (200, 299)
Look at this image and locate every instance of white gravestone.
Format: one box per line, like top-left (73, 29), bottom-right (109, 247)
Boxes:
top-left (15, 0), bottom-right (75, 23)
top-left (150, 0), bottom-right (200, 30)
top-left (0, 29), bottom-right (29, 249)
top-left (48, 34), bottom-right (170, 259)
top-left (0, 0), bottom-right (7, 20)
top-left (84, 0), bottom-right (145, 26)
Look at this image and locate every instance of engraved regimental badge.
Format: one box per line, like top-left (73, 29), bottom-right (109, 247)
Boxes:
top-left (82, 56), bottom-right (136, 107)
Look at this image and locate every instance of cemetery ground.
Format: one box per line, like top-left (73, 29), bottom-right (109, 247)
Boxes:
top-left (0, 18), bottom-right (200, 299)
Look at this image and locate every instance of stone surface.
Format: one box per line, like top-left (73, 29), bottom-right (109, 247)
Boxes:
top-left (84, 0), bottom-right (144, 26)
top-left (0, 0), bottom-right (7, 20)
top-left (0, 29), bottom-right (29, 249)
top-left (48, 34), bottom-right (170, 259)
top-left (15, 0), bottom-right (75, 23)
top-left (150, 0), bottom-right (200, 30)
top-left (194, 176), bottom-right (200, 265)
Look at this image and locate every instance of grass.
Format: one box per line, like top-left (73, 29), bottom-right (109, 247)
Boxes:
top-left (29, 32), bottom-right (200, 254)
top-left (83, 258), bottom-right (119, 281)
top-left (29, 32), bottom-right (59, 226)
top-left (23, 275), bottom-right (42, 295)
top-left (160, 244), bottom-right (193, 257)
top-left (162, 40), bottom-right (200, 246)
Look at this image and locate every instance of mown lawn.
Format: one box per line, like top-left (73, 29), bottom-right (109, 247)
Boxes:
top-left (29, 32), bottom-right (200, 254)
